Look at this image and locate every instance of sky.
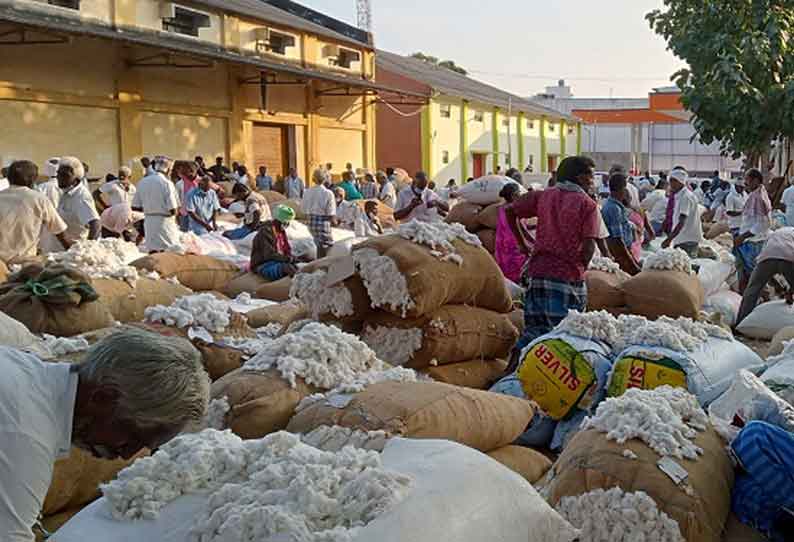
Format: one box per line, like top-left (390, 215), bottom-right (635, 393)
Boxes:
top-left (298, 0), bottom-right (686, 98)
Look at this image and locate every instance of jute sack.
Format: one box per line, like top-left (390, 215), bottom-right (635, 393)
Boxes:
top-left (543, 427), bottom-right (734, 542)
top-left (259, 190), bottom-right (287, 204)
top-left (769, 326), bottom-right (794, 357)
top-left (293, 257), bottom-right (373, 322)
top-left (37, 506), bottom-right (83, 542)
top-left (508, 309), bottom-right (525, 334)
top-left (622, 270), bottom-right (704, 320)
top-left (585, 270), bottom-right (627, 310)
top-left (131, 253), bottom-right (240, 292)
top-left (487, 445), bottom-right (552, 484)
top-left (477, 203), bottom-right (502, 230)
top-left (256, 277), bottom-right (293, 302)
top-left (211, 368), bottom-right (319, 439)
top-left (93, 278), bottom-right (191, 323)
top-left (222, 272), bottom-right (270, 299)
top-left (245, 301), bottom-right (307, 329)
top-left (363, 306), bottom-right (518, 368)
top-left (43, 447), bottom-right (147, 516)
top-left (0, 265), bottom-right (114, 337)
top-left (477, 229), bottom-right (496, 254)
top-left (355, 236), bottom-right (513, 318)
top-left (287, 380), bottom-right (535, 452)
top-left (445, 201), bottom-right (484, 232)
top-left (0, 258), bottom-right (8, 283)
top-left (705, 222), bottom-right (730, 240)
top-left (276, 198), bottom-right (306, 220)
top-left (420, 359), bottom-right (508, 390)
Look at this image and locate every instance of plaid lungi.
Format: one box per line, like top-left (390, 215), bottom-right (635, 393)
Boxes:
top-left (731, 421), bottom-right (794, 541)
top-left (514, 277), bottom-right (587, 355)
top-left (307, 214), bottom-right (333, 248)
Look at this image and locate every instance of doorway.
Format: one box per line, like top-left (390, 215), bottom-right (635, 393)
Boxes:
top-left (252, 123), bottom-right (288, 178)
top-left (472, 153), bottom-right (486, 178)
top-left (547, 154), bottom-right (559, 173)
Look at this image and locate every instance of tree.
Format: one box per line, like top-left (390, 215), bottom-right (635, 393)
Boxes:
top-left (647, 1), bottom-right (794, 164)
top-left (411, 52), bottom-right (468, 75)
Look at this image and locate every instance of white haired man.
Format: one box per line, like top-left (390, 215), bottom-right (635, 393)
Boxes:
top-left (97, 166), bottom-right (136, 208)
top-left (132, 156), bottom-right (182, 253)
top-left (661, 168), bottom-right (703, 258)
top-left (0, 327), bottom-right (210, 541)
top-left (56, 157), bottom-right (101, 248)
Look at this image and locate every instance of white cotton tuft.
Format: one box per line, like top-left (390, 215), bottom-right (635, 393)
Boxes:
top-left (353, 248), bottom-right (415, 317)
top-left (40, 334), bottom-right (90, 357)
top-left (581, 386), bottom-right (708, 460)
top-left (242, 322), bottom-right (387, 389)
top-left (555, 487), bottom-right (684, 542)
top-left (361, 326), bottom-right (424, 366)
top-left (289, 270), bottom-right (355, 319)
top-left (202, 396), bottom-right (230, 430)
top-left (46, 238), bottom-right (143, 284)
top-left (144, 293), bottom-right (231, 333)
top-left (396, 220), bottom-right (481, 255)
top-left (300, 425), bottom-right (390, 453)
top-left (643, 248), bottom-right (694, 274)
top-left (588, 256), bottom-right (625, 276)
top-left (622, 449), bottom-right (638, 460)
top-left (556, 311), bottom-right (623, 346)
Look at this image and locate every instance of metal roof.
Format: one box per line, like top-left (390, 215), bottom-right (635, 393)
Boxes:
top-left (376, 50), bottom-right (577, 122)
top-left (0, 3), bottom-right (425, 98)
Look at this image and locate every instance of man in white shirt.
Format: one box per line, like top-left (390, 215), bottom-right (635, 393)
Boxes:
top-left (284, 167), bottom-right (305, 199)
top-left (0, 328), bottom-right (210, 542)
top-left (394, 171), bottom-right (449, 222)
top-left (0, 168), bottom-right (8, 192)
top-left (724, 179), bottom-right (748, 235)
top-left (376, 170), bottom-right (396, 208)
top-left (780, 179), bottom-right (794, 227)
top-left (0, 160), bottom-right (68, 264)
top-left (736, 227), bottom-right (794, 325)
top-left (132, 156), bottom-right (182, 253)
top-left (662, 168), bottom-right (703, 258)
top-left (302, 169), bottom-right (337, 258)
top-left (354, 200), bottom-right (384, 237)
top-left (641, 178), bottom-right (669, 235)
top-left (334, 186), bottom-right (358, 230)
top-left (36, 157), bottom-right (64, 253)
top-left (56, 157), bottom-right (101, 246)
top-left (97, 166), bottom-right (136, 208)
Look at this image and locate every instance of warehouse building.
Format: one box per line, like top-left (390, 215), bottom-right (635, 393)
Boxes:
top-left (376, 51), bottom-right (581, 185)
top-left (0, 0), bottom-right (421, 180)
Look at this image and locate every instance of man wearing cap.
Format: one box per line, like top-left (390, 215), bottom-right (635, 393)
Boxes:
top-left (132, 156), bottom-right (182, 253)
top-left (250, 205), bottom-right (299, 281)
top-left (223, 183), bottom-right (270, 241)
top-left (662, 168), bottom-right (703, 258)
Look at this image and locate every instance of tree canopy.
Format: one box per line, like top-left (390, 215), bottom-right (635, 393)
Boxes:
top-left (647, 0), bottom-right (794, 161)
top-left (411, 52), bottom-right (468, 75)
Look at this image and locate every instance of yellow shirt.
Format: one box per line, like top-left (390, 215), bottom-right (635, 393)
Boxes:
top-left (0, 186), bottom-right (67, 264)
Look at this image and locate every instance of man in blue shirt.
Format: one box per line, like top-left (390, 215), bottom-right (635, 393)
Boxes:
top-left (601, 173), bottom-right (640, 275)
top-left (256, 166), bottom-right (273, 191)
top-left (185, 176), bottom-right (221, 234)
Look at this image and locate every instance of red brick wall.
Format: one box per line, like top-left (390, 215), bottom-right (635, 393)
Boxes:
top-left (376, 67), bottom-right (430, 176)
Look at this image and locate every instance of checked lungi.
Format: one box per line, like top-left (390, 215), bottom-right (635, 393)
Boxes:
top-left (308, 214), bottom-right (334, 250)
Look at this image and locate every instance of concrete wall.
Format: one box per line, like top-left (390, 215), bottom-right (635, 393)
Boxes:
top-left (318, 127), bottom-right (363, 171)
top-left (141, 112), bottom-right (227, 167)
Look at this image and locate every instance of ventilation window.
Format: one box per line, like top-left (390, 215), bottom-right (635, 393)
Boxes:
top-left (442, 151), bottom-right (450, 164)
top-left (568, 126), bottom-right (575, 135)
top-left (473, 111), bottom-right (484, 123)
top-left (161, 3), bottom-right (211, 38)
top-left (254, 28), bottom-right (296, 55)
top-left (338, 48), bottom-right (361, 69)
top-left (440, 104), bottom-right (451, 118)
top-left (548, 123), bottom-right (556, 132)
top-left (527, 119), bottom-right (535, 130)
top-left (502, 119), bottom-right (510, 127)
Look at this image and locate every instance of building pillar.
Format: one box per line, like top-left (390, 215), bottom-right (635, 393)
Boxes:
top-left (363, 94), bottom-right (376, 170)
top-left (421, 102), bottom-right (434, 175)
top-left (221, 14), bottom-right (241, 50)
top-left (306, 80), bottom-right (320, 173)
top-left (560, 120), bottom-right (567, 160)
top-left (492, 107), bottom-right (500, 172)
top-left (227, 66), bottom-right (246, 166)
top-left (460, 99), bottom-right (469, 182)
top-left (517, 112), bottom-right (526, 171)
top-left (540, 116), bottom-right (548, 173)
top-left (576, 123), bottom-right (583, 155)
top-left (116, 53), bottom-right (143, 178)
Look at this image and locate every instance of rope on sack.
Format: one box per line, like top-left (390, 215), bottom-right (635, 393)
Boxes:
top-left (24, 279), bottom-right (50, 298)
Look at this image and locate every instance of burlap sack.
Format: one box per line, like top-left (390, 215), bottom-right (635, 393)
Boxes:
top-left (508, 309), bottom-right (525, 334)
top-left (256, 277), bottom-right (293, 302)
top-left (769, 325), bottom-right (794, 357)
top-left (0, 265), bottom-right (114, 337)
top-left (222, 272), bottom-right (270, 299)
top-left (722, 514), bottom-right (766, 542)
top-left (477, 229), bottom-right (496, 254)
top-left (586, 270), bottom-right (627, 311)
top-left (93, 278), bottom-right (191, 323)
top-left (296, 257), bottom-right (373, 322)
top-left (477, 203), bottom-right (502, 230)
top-left (487, 445), bottom-right (552, 484)
top-left (364, 306), bottom-right (518, 368)
top-left (287, 380), bottom-right (535, 452)
top-left (43, 447), bottom-right (146, 516)
top-left (37, 506), bottom-right (83, 542)
top-left (259, 190), bottom-right (287, 204)
top-left (623, 270), bottom-right (704, 320)
top-left (276, 198), bottom-right (306, 220)
top-left (211, 368), bottom-right (319, 439)
top-left (131, 253), bottom-right (240, 292)
top-left (356, 236), bottom-right (513, 318)
top-left (706, 222), bottom-right (730, 240)
top-left (0, 258), bottom-right (8, 283)
top-left (245, 301), bottom-right (307, 329)
top-left (420, 359), bottom-right (508, 390)
top-left (543, 427), bottom-right (734, 542)
top-left (444, 201), bottom-right (484, 232)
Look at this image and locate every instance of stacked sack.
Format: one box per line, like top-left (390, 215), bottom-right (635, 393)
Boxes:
top-left (290, 220), bottom-right (518, 389)
top-left (586, 256), bottom-right (630, 312)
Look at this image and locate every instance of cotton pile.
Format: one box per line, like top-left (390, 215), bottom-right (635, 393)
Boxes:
top-left (352, 248), bottom-right (414, 316)
top-left (642, 248), bottom-right (693, 274)
top-left (203, 396), bottom-right (231, 431)
top-left (396, 220), bottom-right (481, 261)
top-left (242, 322), bottom-right (388, 389)
top-left (360, 326), bottom-right (424, 366)
top-left (40, 333), bottom-right (90, 357)
top-left (46, 238), bottom-right (143, 283)
top-left (300, 425), bottom-right (390, 453)
top-left (289, 270), bottom-right (355, 319)
top-left (588, 256), bottom-right (623, 275)
top-left (555, 487), bottom-right (684, 542)
top-left (102, 429), bottom-right (412, 542)
top-left (297, 366), bottom-right (420, 412)
top-left (144, 293), bottom-right (231, 333)
top-left (581, 386), bottom-right (708, 459)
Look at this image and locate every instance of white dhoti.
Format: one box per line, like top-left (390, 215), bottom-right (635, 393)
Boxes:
top-left (143, 214), bottom-right (182, 253)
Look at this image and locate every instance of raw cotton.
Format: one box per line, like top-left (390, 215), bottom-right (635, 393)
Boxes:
top-left (40, 334), bottom-right (90, 357)
top-left (581, 386), bottom-right (708, 460)
top-left (289, 270), bottom-right (354, 319)
top-left (203, 396), bottom-right (230, 430)
top-left (242, 322), bottom-right (388, 389)
top-left (47, 239), bottom-right (143, 284)
top-left (300, 425), bottom-right (389, 453)
top-left (555, 487), bottom-right (684, 542)
top-left (588, 256), bottom-right (624, 276)
top-left (353, 248), bottom-right (415, 316)
top-left (361, 326), bottom-right (424, 366)
top-left (396, 220), bottom-right (481, 260)
top-left (642, 248), bottom-right (694, 275)
top-left (555, 310), bottom-right (623, 346)
top-left (144, 294), bottom-right (231, 333)
top-left (102, 429), bottom-right (412, 542)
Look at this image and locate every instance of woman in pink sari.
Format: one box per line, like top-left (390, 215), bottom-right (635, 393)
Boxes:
top-left (495, 183), bottom-right (534, 283)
